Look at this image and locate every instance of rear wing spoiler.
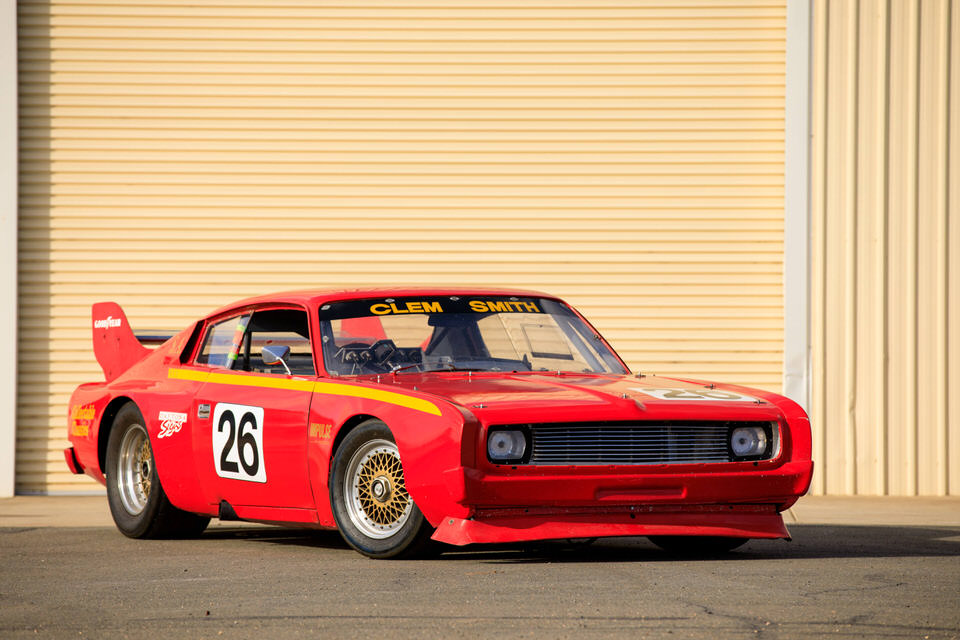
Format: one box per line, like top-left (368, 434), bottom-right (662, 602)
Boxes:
top-left (91, 302), bottom-right (168, 381)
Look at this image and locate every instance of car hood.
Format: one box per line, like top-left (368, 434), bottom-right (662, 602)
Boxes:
top-left (378, 372), bottom-right (785, 424)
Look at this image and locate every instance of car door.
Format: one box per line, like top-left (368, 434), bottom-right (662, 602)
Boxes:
top-left (189, 307), bottom-right (317, 517)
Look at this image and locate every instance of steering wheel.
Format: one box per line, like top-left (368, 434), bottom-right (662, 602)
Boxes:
top-left (364, 339), bottom-right (397, 367)
top-left (334, 342), bottom-right (373, 365)
top-left (334, 339), bottom-right (399, 373)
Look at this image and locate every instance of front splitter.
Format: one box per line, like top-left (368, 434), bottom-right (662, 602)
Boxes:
top-left (431, 505), bottom-right (789, 546)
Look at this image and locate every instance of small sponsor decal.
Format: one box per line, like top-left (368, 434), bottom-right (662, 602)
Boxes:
top-left (70, 403), bottom-right (95, 437)
top-left (197, 403), bottom-right (211, 419)
top-left (93, 316), bottom-right (122, 329)
top-left (310, 422), bottom-right (333, 440)
top-left (468, 300), bottom-right (540, 313)
top-left (157, 411), bottom-right (188, 438)
top-left (630, 388), bottom-right (759, 403)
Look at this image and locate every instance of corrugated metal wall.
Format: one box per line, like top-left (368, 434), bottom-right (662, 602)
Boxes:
top-left (810, 0), bottom-right (958, 496)
top-left (17, 0), bottom-right (788, 493)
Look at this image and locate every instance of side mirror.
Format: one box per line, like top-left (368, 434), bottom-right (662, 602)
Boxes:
top-left (261, 345), bottom-right (292, 375)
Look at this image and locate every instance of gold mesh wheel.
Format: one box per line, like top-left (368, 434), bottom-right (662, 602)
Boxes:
top-left (344, 439), bottom-right (412, 539)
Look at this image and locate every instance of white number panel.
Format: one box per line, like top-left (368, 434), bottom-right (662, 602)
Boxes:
top-left (630, 388), bottom-right (759, 403)
top-left (212, 403), bottom-right (266, 483)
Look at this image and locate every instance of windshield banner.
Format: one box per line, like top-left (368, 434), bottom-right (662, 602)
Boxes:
top-left (319, 296), bottom-right (549, 320)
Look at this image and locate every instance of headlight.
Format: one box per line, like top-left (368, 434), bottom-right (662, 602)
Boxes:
top-left (487, 429), bottom-right (527, 462)
top-left (730, 425), bottom-right (769, 458)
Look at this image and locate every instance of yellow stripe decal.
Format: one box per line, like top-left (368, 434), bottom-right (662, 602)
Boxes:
top-left (208, 371), bottom-right (316, 393)
top-left (167, 368), bottom-right (441, 416)
top-left (168, 368), bottom-right (209, 383)
top-left (312, 381), bottom-right (441, 416)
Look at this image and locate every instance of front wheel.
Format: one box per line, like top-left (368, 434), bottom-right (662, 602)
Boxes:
top-left (330, 419), bottom-right (434, 558)
top-left (105, 402), bottom-right (209, 538)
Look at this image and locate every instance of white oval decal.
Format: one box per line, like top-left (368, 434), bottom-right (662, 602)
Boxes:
top-left (630, 388), bottom-right (759, 402)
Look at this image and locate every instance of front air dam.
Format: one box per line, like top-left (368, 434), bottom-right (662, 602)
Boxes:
top-left (431, 504), bottom-right (790, 545)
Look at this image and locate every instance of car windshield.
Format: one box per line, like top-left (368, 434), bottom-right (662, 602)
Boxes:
top-left (317, 296), bottom-right (628, 377)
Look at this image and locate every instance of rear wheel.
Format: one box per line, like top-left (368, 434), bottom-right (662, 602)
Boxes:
top-left (105, 402), bottom-right (209, 538)
top-left (648, 536), bottom-right (748, 555)
top-left (330, 419), bottom-right (434, 558)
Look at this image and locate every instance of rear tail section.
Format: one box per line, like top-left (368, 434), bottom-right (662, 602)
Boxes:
top-left (92, 302), bottom-right (150, 381)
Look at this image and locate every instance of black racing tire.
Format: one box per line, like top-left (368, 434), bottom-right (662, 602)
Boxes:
top-left (648, 535), bottom-right (748, 555)
top-left (330, 419), bottom-right (435, 559)
top-left (105, 402), bottom-right (210, 539)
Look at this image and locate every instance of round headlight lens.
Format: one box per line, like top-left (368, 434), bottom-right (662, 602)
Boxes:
top-left (731, 426), bottom-right (768, 458)
top-left (487, 430), bottom-right (527, 462)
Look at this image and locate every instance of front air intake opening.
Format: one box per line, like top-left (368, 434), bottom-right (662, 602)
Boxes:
top-left (502, 421), bottom-right (780, 466)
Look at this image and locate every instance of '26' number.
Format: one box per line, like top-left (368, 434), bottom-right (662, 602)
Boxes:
top-left (212, 403), bottom-right (266, 483)
top-left (218, 410), bottom-right (259, 476)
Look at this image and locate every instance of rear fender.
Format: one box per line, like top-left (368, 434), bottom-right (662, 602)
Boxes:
top-left (96, 395), bottom-right (138, 476)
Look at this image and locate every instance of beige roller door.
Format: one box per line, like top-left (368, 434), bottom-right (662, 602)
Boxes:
top-left (17, 0), bottom-right (788, 493)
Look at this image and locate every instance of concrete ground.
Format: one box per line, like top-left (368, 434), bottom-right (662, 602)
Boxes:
top-left (1, 495), bottom-right (958, 639)
top-left (4, 493), bottom-right (959, 528)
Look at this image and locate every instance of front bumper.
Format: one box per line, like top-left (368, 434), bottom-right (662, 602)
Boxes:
top-left (431, 460), bottom-right (813, 546)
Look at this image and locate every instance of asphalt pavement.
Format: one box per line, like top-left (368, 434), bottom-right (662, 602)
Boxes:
top-left (1, 495), bottom-right (958, 639)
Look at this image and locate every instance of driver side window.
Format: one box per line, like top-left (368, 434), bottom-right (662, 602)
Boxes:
top-left (195, 308), bottom-right (315, 376)
top-left (245, 308), bottom-right (315, 376)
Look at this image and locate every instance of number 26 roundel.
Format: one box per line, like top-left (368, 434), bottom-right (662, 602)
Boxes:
top-left (212, 403), bottom-right (266, 483)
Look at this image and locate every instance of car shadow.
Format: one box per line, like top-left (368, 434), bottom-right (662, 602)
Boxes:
top-left (198, 523), bottom-right (960, 563)
top-left (200, 526), bottom-right (350, 549)
top-left (459, 524), bottom-right (960, 564)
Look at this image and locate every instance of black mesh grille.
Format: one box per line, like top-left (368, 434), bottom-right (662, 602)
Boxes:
top-left (524, 421), bottom-right (775, 466)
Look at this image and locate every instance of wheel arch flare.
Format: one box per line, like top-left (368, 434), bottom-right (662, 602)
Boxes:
top-left (97, 396), bottom-right (139, 476)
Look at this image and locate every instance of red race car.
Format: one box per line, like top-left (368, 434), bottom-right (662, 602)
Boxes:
top-left (65, 288), bottom-right (813, 558)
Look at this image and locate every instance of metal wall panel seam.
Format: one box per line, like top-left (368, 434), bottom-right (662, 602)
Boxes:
top-left (842, 0), bottom-right (859, 495)
top-left (0, 0), bottom-right (17, 498)
top-left (915, 0), bottom-right (941, 494)
top-left (810, 0), bottom-right (827, 494)
top-left (905, 0), bottom-right (920, 496)
top-left (934, 0), bottom-right (951, 495)
top-left (878, 0), bottom-right (891, 495)
top-left (855, 0), bottom-right (883, 495)
top-left (949, 0), bottom-right (960, 496)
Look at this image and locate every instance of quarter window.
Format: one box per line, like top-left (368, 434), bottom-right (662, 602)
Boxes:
top-left (196, 314), bottom-right (252, 369)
